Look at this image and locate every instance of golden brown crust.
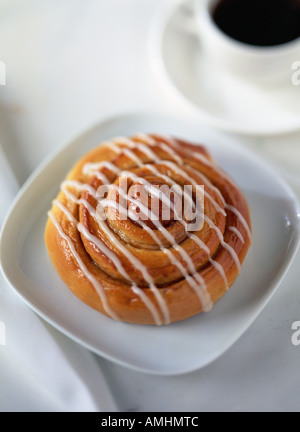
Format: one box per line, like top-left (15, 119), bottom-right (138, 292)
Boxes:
top-left (44, 133), bottom-right (252, 325)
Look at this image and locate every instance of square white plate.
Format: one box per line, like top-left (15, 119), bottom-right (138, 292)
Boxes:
top-left (1, 112), bottom-right (299, 375)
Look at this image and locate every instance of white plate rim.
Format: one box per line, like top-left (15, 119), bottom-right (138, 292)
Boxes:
top-left (148, 0), bottom-right (300, 137)
top-left (1, 110), bottom-right (300, 375)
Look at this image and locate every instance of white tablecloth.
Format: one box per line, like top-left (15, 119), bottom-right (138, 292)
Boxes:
top-left (1, 0), bottom-right (300, 412)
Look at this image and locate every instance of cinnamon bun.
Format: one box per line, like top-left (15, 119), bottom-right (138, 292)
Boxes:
top-left (45, 133), bottom-right (251, 325)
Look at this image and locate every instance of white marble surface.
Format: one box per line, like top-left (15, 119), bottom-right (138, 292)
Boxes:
top-left (0, 0), bottom-right (300, 412)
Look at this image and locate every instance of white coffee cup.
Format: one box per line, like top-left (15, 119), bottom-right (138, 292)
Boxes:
top-left (191, 0), bottom-right (300, 84)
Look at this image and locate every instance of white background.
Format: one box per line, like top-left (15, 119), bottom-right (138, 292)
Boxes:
top-left (0, 0), bottom-right (300, 412)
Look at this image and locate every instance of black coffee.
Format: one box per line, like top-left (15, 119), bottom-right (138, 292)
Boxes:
top-left (212, 0), bottom-right (300, 46)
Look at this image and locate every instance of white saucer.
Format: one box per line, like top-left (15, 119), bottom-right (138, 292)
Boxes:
top-left (1, 112), bottom-right (299, 375)
top-left (148, 0), bottom-right (300, 136)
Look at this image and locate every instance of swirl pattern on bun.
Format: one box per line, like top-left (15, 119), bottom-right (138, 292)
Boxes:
top-left (45, 134), bottom-right (251, 325)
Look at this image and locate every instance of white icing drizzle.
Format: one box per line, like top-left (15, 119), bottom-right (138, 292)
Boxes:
top-left (124, 152), bottom-right (234, 281)
top-left (160, 135), bottom-right (216, 167)
top-left (110, 141), bottom-right (249, 276)
top-left (94, 205), bottom-right (170, 325)
top-left (111, 172), bottom-right (229, 291)
top-left (132, 133), bottom-right (156, 145)
top-left (53, 198), bottom-right (163, 325)
top-left (185, 233), bottom-right (229, 290)
top-left (51, 133), bottom-right (251, 324)
top-left (152, 161), bottom-right (224, 218)
top-left (204, 215), bottom-right (241, 273)
top-left (83, 161), bottom-right (120, 177)
top-left (135, 143), bottom-right (160, 163)
top-left (143, 188), bottom-right (228, 291)
top-left (108, 185), bottom-right (213, 311)
top-left (113, 137), bottom-right (136, 147)
top-left (62, 186), bottom-right (169, 324)
top-left (48, 211), bottom-right (120, 321)
top-left (86, 169), bottom-right (109, 184)
top-left (225, 204), bottom-right (252, 242)
top-left (122, 148), bottom-right (144, 166)
top-left (108, 142), bottom-right (122, 154)
top-left (54, 191), bottom-right (166, 323)
top-left (77, 222), bottom-right (162, 325)
top-left (61, 180), bottom-right (98, 199)
top-left (60, 184), bottom-right (78, 203)
top-left (92, 135), bottom-right (227, 219)
top-left (156, 142), bottom-right (184, 166)
top-left (159, 134), bottom-right (240, 188)
top-left (52, 199), bottom-right (77, 224)
top-left (228, 226), bottom-right (245, 244)
top-left (145, 159), bottom-right (226, 217)
top-left (78, 198), bottom-right (171, 324)
top-left (60, 177), bottom-right (213, 312)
